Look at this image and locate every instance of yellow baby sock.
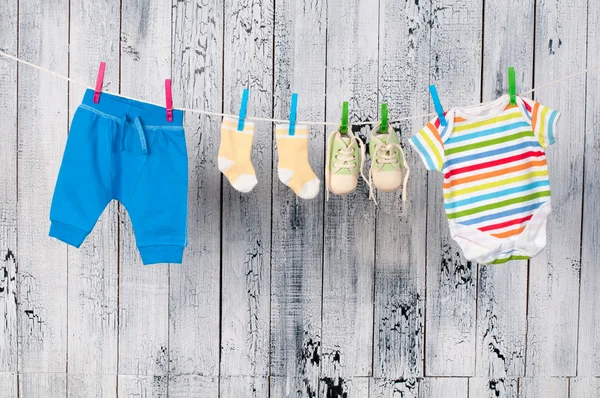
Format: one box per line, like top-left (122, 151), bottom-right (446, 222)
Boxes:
top-left (275, 124), bottom-right (320, 199)
top-left (218, 117), bottom-right (258, 192)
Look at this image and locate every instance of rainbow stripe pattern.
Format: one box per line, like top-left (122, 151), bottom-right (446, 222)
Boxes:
top-left (410, 95), bottom-right (560, 264)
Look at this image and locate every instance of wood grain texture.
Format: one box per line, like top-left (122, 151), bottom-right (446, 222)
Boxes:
top-left (425, 0), bottom-right (483, 377)
top-left (369, 378), bottom-right (420, 398)
top-left (67, 374), bottom-right (116, 398)
top-left (577, 0), bottom-right (600, 377)
top-left (118, 374), bottom-right (167, 397)
top-left (374, 0), bottom-right (430, 380)
top-left (169, 0), bottom-right (222, 385)
top-left (118, 0), bottom-right (172, 382)
top-left (321, 0), bottom-right (377, 381)
top-left (475, 0), bottom-right (534, 379)
top-left (519, 377), bottom-right (568, 398)
top-left (66, 2), bottom-right (120, 390)
top-left (270, 0), bottom-right (326, 396)
top-left (570, 378), bottom-right (600, 398)
top-left (0, 0), bottom-right (17, 375)
top-left (468, 378), bottom-right (518, 398)
top-left (20, 373), bottom-right (67, 398)
top-left (220, 376), bottom-right (268, 398)
top-left (221, 0), bottom-right (274, 383)
top-left (420, 377), bottom-right (468, 398)
top-left (17, 0), bottom-right (69, 381)
top-left (0, 373), bottom-right (17, 398)
top-left (526, 0), bottom-right (587, 377)
top-left (168, 375), bottom-right (219, 398)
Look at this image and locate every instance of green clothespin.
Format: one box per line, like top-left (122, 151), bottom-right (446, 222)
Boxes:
top-left (380, 103), bottom-right (388, 133)
top-left (508, 67), bottom-right (516, 105)
top-left (340, 101), bottom-right (349, 134)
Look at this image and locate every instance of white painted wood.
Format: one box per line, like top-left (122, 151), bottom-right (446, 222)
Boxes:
top-left (374, 0), bottom-right (430, 379)
top-left (169, 375), bottom-right (219, 398)
top-left (67, 374), bottom-right (116, 398)
top-left (577, 0), bottom-right (600, 378)
top-left (519, 377), bottom-right (568, 398)
top-left (0, 0), bottom-right (17, 375)
top-left (66, 1), bottom-right (120, 389)
top-left (420, 377), bottom-right (468, 398)
top-left (425, 0), bottom-right (483, 377)
top-left (369, 378), bottom-right (420, 398)
top-left (20, 373), bottom-right (67, 398)
top-left (118, 374), bottom-right (168, 397)
top-left (220, 0), bottom-right (273, 382)
top-left (168, 0), bottom-right (222, 385)
top-left (17, 0), bottom-right (69, 381)
top-left (475, 0), bottom-right (534, 379)
top-left (118, 0), bottom-right (172, 382)
top-left (570, 378), bottom-right (600, 398)
top-left (319, 376), bottom-right (369, 398)
top-left (0, 373), bottom-right (17, 398)
top-left (321, 0), bottom-right (377, 380)
top-left (220, 376), bottom-right (268, 398)
top-left (526, 0), bottom-right (587, 377)
top-left (270, 0), bottom-right (326, 395)
top-left (468, 378), bottom-right (518, 398)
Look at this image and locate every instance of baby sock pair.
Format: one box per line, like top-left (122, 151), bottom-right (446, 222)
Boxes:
top-left (218, 118), bottom-right (320, 199)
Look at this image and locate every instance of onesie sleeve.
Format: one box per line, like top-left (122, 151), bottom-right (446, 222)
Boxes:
top-left (409, 117), bottom-right (445, 172)
top-left (518, 97), bottom-right (561, 149)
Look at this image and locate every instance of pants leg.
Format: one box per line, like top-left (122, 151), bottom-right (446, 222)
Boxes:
top-left (49, 108), bottom-right (114, 247)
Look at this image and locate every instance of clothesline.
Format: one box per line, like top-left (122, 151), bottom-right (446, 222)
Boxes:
top-left (1, 50), bottom-right (598, 126)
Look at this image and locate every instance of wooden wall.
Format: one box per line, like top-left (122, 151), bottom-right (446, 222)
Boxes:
top-left (0, 0), bottom-right (599, 397)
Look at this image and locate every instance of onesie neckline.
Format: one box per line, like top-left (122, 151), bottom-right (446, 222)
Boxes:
top-left (453, 94), bottom-right (511, 122)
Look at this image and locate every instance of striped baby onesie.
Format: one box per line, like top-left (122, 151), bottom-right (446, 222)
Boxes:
top-left (410, 94), bottom-right (560, 264)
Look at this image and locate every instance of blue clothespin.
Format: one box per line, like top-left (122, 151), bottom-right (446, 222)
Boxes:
top-left (237, 88), bottom-right (249, 131)
top-left (429, 85), bottom-right (447, 126)
top-left (289, 93), bottom-right (298, 136)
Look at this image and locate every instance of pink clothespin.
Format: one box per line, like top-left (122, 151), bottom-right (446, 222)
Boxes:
top-left (165, 79), bottom-right (173, 122)
top-left (93, 62), bottom-right (106, 103)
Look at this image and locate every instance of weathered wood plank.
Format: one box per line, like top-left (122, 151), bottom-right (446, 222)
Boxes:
top-left (420, 377), bottom-right (468, 398)
top-left (220, 376), bottom-right (268, 398)
top-left (168, 375), bottom-right (219, 398)
top-left (570, 378), bottom-right (600, 398)
top-left (220, 0), bottom-right (273, 384)
top-left (577, 0), bottom-right (600, 378)
top-left (118, 0), bottom-right (172, 383)
top-left (321, 0), bottom-right (377, 381)
top-left (468, 378), bottom-right (518, 398)
top-left (67, 374), bottom-right (116, 398)
top-left (20, 373), bottom-right (67, 398)
top-left (375, 0), bottom-right (430, 379)
top-left (425, 0), bottom-right (483, 376)
top-left (17, 0), bottom-right (69, 381)
top-left (117, 374), bottom-right (167, 397)
top-left (270, 0), bottom-right (326, 396)
top-left (0, 0), bottom-right (18, 375)
top-left (168, 0), bottom-right (222, 384)
top-left (475, 0), bottom-right (534, 379)
top-left (369, 378), bottom-right (420, 398)
top-left (66, 2), bottom-right (120, 391)
top-left (526, 0), bottom-right (587, 377)
top-left (518, 377), bottom-right (568, 398)
top-left (0, 373), bottom-right (17, 398)
top-left (319, 376), bottom-right (369, 398)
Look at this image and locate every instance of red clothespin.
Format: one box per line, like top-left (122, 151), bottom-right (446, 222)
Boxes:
top-left (165, 79), bottom-right (173, 122)
top-left (93, 62), bottom-right (106, 103)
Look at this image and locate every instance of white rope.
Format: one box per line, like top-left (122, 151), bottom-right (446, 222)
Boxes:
top-left (1, 49), bottom-right (598, 126)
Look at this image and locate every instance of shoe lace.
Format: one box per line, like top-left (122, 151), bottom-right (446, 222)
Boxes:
top-left (368, 138), bottom-right (411, 209)
top-left (326, 129), bottom-right (372, 200)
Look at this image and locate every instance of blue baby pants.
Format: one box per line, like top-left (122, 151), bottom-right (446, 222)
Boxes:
top-left (49, 89), bottom-right (188, 265)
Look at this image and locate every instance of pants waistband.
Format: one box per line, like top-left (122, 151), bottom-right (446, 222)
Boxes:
top-left (81, 89), bottom-right (184, 127)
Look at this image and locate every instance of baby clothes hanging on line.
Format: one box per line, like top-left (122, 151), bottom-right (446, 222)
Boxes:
top-left (49, 89), bottom-right (189, 265)
top-left (410, 94), bottom-right (560, 264)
